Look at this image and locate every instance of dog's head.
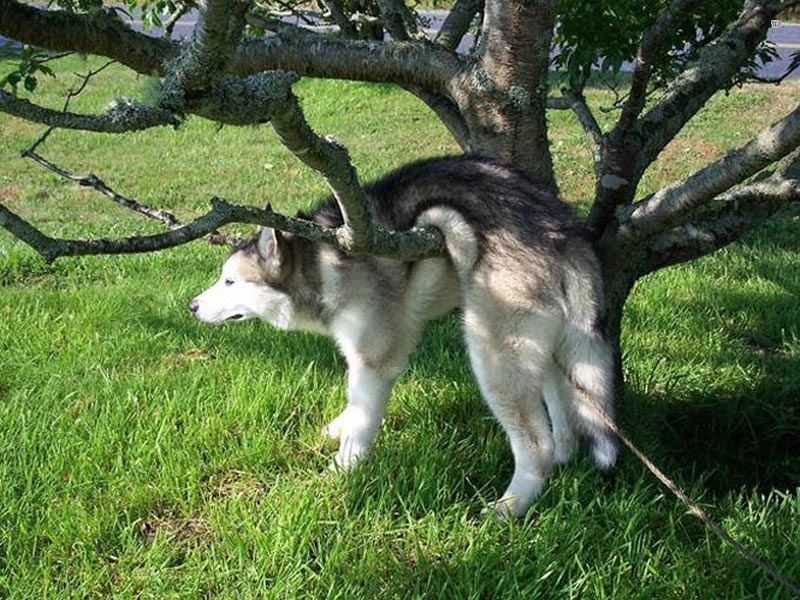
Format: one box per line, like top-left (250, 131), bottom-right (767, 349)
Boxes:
top-left (189, 227), bottom-right (297, 328)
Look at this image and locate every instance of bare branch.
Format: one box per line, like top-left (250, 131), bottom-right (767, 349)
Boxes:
top-left (24, 59), bottom-right (118, 155)
top-left (0, 195), bottom-right (443, 263)
top-left (588, 0), bottom-right (784, 237)
top-left (259, 0), bottom-right (321, 26)
top-left (19, 148), bottom-right (236, 247)
top-left (232, 34), bottom-right (466, 94)
top-left (0, 89), bottom-right (179, 133)
top-left (635, 1), bottom-right (782, 173)
top-left (404, 86), bottom-right (472, 151)
top-left (174, 0), bottom-right (250, 94)
top-left (613, 0), bottom-right (699, 137)
top-left (436, 0), bottom-right (482, 52)
top-left (636, 175), bottom-right (800, 275)
top-left (619, 103), bottom-right (800, 241)
top-left (562, 89), bottom-right (604, 171)
top-left (269, 92), bottom-right (373, 249)
top-left (546, 96), bottom-right (571, 110)
top-left (0, 1), bottom-right (465, 94)
top-left (164, 1), bottom-right (197, 38)
top-left (776, 145), bottom-right (800, 179)
top-left (245, 12), bottom-right (318, 35)
top-left (319, 0), bottom-right (358, 37)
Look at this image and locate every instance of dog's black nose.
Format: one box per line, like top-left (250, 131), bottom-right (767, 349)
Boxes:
top-left (188, 299), bottom-right (199, 313)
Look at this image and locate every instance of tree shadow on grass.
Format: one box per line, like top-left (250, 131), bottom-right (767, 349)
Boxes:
top-left (657, 386), bottom-right (800, 496)
top-left (649, 289), bottom-right (800, 497)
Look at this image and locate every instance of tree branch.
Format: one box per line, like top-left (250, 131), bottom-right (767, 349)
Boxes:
top-left (0, 0), bottom-right (465, 95)
top-left (377, 0), bottom-right (418, 42)
top-left (561, 89), bottom-right (604, 173)
top-left (319, 0), bottom-right (358, 37)
top-left (0, 195), bottom-right (443, 263)
top-left (231, 33), bottom-right (465, 94)
top-left (404, 85), bottom-right (472, 151)
top-left (635, 1), bottom-right (782, 173)
top-left (20, 148), bottom-right (236, 246)
top-left (164, 1), bottom-right (197, 38)
top-left (0, 89), bottom-right (179, 132)
top-left (636, 175), bottom-right (800, 275)
top-left (0, 1), bottom-right (172, 75)
top-left (175, 0), bottom-right (249, 94)
top-left (613, 0), bottom-right (699, 138)
top-left (588, 0), bottom-right (784, 237)
top-left (619, 103), bottom-right (800, 241)
top-left (269, 91), bottom-right (374, 250)
top-left (435, 0), bottom-right (482, 52)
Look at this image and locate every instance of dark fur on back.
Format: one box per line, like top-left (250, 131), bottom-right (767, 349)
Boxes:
top-left (301, 155), bottom-right (587, 247)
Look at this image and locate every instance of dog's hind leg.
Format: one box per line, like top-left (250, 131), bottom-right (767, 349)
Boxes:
top-left (554, 323), bottom-right (619, 471)
top-left (464, 305), bottom-right (562, 518)
top-left (543, 362), bottom-right (577, 465)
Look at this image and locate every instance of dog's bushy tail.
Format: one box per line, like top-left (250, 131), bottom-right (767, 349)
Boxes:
top-left (556, 255), bottom-right (619, 470)
top-left (415, 206), bottom-right (479, 276)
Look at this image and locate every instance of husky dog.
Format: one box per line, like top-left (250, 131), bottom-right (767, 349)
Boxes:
top-left (189, 156), bottom-right (618, 517)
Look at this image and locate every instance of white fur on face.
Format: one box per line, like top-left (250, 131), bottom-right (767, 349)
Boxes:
top-left (191, 253), bottom-right (295, 328)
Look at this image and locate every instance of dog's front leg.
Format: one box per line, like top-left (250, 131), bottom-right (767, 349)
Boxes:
top-left (324, 359), bottom-right (398, 470)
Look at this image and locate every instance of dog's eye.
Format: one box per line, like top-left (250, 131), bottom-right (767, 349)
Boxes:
top-left (224, 279), bottom-right (234, 286)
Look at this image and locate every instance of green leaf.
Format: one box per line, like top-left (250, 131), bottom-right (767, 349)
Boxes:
top-left (37, 65), bottom-right (57, 79)
top-left (23, 75), bottom-right (38, 93)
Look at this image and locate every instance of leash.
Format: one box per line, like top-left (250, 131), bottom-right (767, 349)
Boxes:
top-left (556, 359), bottom-right (800, 597)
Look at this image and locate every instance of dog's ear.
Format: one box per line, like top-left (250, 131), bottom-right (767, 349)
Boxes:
top-left (256, 227), bottom-right (289, 276)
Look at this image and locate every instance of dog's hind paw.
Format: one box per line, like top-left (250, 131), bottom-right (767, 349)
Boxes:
top-left (591, 434), bottom-right (619, 471)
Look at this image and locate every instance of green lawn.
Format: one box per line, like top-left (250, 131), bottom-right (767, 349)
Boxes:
top-left (1, 56), bottom-right (798, 598)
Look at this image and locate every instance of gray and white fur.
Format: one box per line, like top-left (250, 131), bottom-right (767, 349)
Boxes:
top-left (190, 156), bottom-right (618, 517)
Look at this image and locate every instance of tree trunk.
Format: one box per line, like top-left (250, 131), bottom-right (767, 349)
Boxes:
top-left (602, 269), bottom-right (635, 399)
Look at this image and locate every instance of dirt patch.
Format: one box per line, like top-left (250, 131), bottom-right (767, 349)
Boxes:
top-left (739, 80), bottom-right (800, 126)
top-left (0, 184), bottom-right (25, 203)
top-left (659, 137), bottom-right (723, 167)
top-left (137, 510), bottom-right (215, 544)
top-left (163, 347), bottom-right (216, 364)
top-left (205, 470), bottom-right (268, 501)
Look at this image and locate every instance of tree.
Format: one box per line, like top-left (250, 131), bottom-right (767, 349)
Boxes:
top-left (0, 0), bottom-right (799, 388)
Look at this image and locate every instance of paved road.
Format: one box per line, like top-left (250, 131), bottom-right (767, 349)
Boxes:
top-left (2, 8), bottom-right (799, 79)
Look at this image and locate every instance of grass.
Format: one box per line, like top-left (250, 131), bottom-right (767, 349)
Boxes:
top-left (0, 56), bottom-right (799, 598)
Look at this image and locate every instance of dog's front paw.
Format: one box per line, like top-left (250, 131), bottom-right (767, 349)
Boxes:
top-left (330, 438), bottom-right (370, 471)
top-left (322, 407), bottom-right (361, 441)
top-left (480, 494), bottom-right (528, 520)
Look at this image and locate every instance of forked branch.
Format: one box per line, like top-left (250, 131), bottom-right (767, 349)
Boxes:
top-left (637, 174), bottom-right (800, 274)
top-left (588, 0), bottom-right (788, 236)
top-left (0, 196), bottom-right (443, 263)
top-left (613, 0), bottom-right (699, 137)
top-left (20, 148), bottom-right (237, 247)
top-left (0, 0), bottom-right (446, 263)
top-left (619, 103), bottom-right (800, 241)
